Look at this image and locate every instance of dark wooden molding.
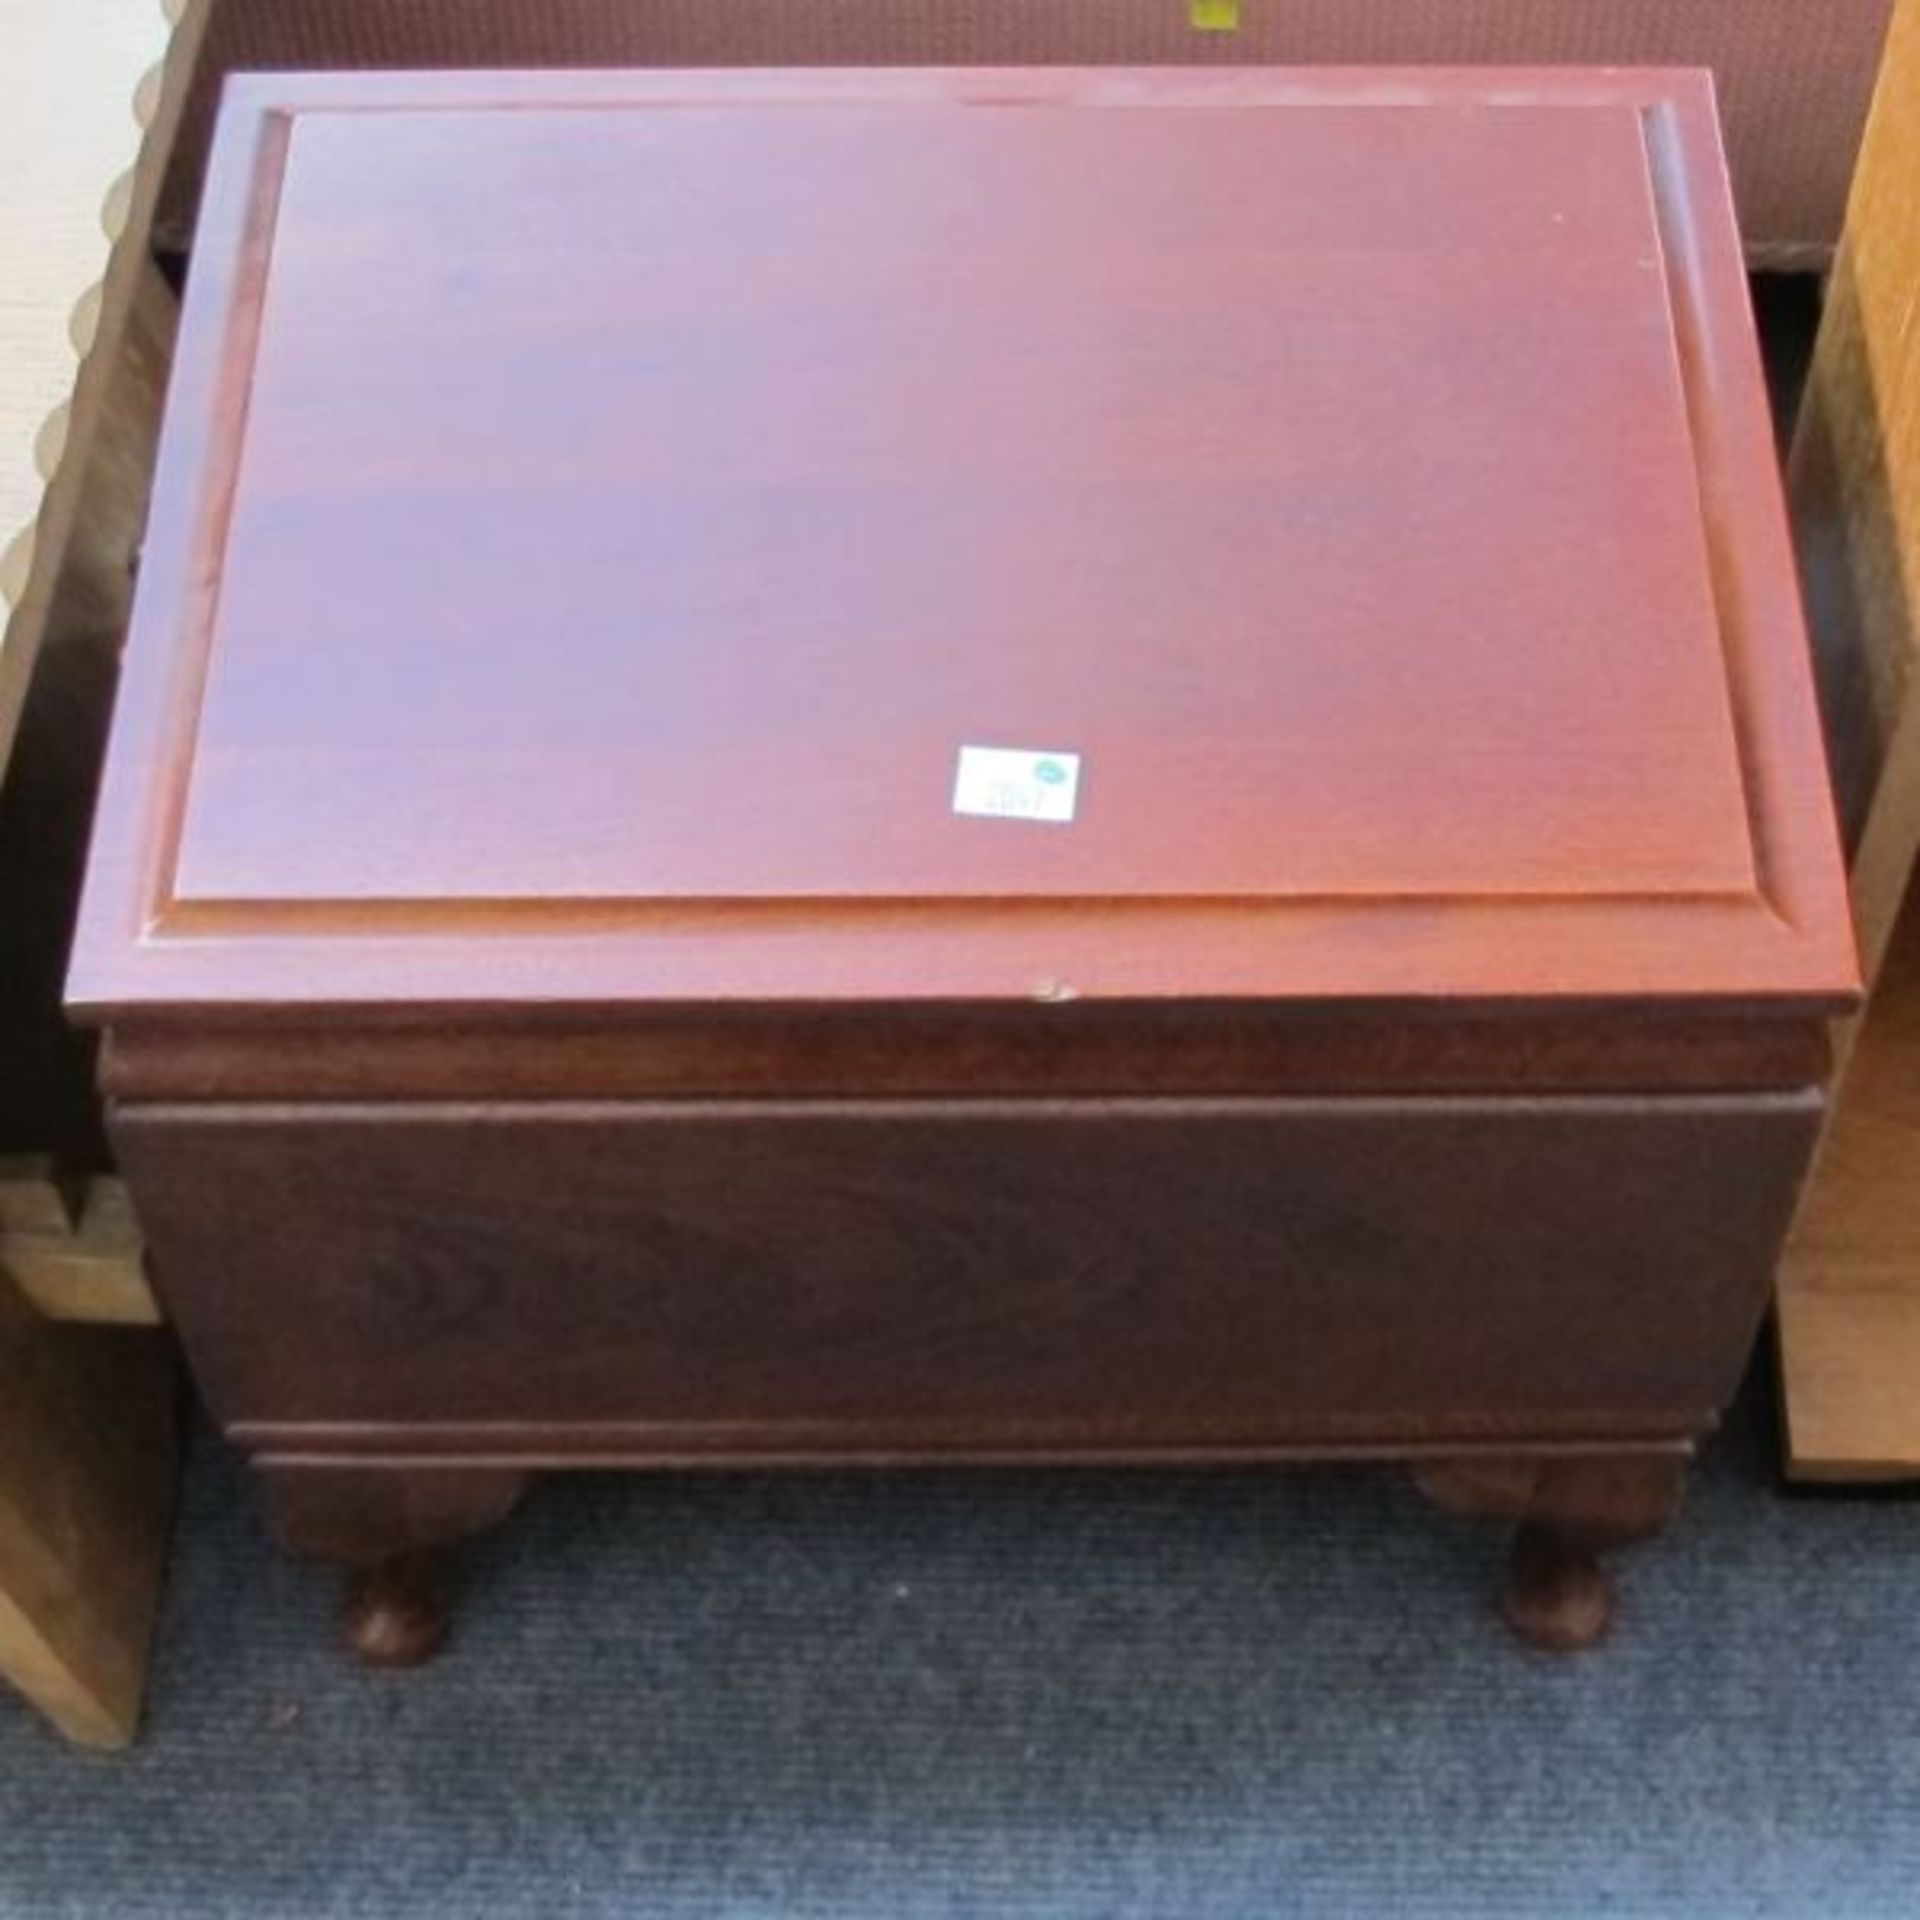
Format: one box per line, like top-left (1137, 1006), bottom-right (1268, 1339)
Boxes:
top-left (100, 1008), bottom-right (1831, 1103)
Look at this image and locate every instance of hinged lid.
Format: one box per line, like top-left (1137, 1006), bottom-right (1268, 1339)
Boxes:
top-left (69, 68), bottom-right (1855, 1014)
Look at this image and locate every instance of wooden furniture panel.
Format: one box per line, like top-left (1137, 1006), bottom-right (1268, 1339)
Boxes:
top-left (117, 1093), bottom-right (1820, 1451)
top-left (159, 0), bottom-right (1897, 264)
top-left (71, 71), bottom-right (1854, 1658)
top-left (186, 96), bottom-right (1746, 908)
top-left (1792, 0), bottom-right (1920, 994)
top-left (1780, 876), bottom-right (1920, 1476)
top-left (0, 0), bottom-right (203, 1749)
top-left (0, 1162), bottom-right (153, 1325)
top-left (0, 0), bottom-right (204, 1751)
top-left (0, 1282), bottom-right (174, 1750)
top-left (1776, 0), bottom-right (1920, 1477)
top-left (96, 1008), bottom-right (1833, 1103)
top-left (68, 68), bottom-right (1854, 1015)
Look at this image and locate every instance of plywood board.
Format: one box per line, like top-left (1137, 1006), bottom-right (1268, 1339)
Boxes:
top-left (1779, 0), bottom-right (1920, 1476)
top-left (1, 1177), bottom-right (155, 1326)
top-left (0, 1282), bottom-right (176, 1748)
top-left (1781, 877), bottom-right (1920, 1474)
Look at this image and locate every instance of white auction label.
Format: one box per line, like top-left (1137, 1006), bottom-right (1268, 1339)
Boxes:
top-left (951, 745), bottom-right (1082, 823)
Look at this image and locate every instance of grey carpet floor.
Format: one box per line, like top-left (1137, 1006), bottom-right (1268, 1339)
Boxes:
top-left (2, 1364), bottom-right (1919, 1918)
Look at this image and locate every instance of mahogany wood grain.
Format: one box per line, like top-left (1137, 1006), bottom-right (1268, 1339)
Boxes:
top-left (112, 1093), bottom-right (1819, 1446)
top-left (68, 70), bottom-right (1856, 1656)
top-left (98, 1009), bottom-right (1831, 1103)
top-left (67, 67), bottom-right (1855, 1017)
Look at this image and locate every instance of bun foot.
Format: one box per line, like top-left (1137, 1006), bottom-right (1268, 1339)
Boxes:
top-left (260, 1466), bottom-right (527, 1662)
top-left (1501, 1523), bottom-right (1615, 1653)
top-left (1413, 1450), bottom-right (1685, 1651)
top-left (341, 1556), bottom-right (449, 1668)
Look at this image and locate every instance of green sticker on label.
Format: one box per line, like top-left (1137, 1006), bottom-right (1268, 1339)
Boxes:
top-left (1033, 759), bottom-right (1069, 786)
top-left (1190, 0), bottom-right (1240, 30)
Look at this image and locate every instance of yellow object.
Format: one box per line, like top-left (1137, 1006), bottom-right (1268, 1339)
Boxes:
top-left (1190, 0), bottom-right (1240, 30)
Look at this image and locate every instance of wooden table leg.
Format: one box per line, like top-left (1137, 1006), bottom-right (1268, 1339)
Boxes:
top-left (1415, 1451), bottom-right (1687, 1652)
top-left (258, 1463), bottom-right (529, 1668)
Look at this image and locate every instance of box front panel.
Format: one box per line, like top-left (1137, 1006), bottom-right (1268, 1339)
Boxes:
top-left (115, 1093), bottom-right (1819, 1457)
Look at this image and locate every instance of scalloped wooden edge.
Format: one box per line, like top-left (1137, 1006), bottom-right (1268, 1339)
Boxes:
top-left (0, 0), bottom-right (200, 1755)
top-left (0, 0), bottom-right (208, 777)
